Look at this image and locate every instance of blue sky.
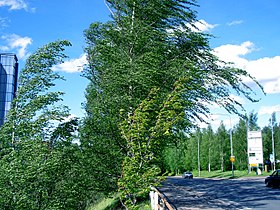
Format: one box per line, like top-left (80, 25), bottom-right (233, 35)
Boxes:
top-left (0, 0), bottom-right (279, 129)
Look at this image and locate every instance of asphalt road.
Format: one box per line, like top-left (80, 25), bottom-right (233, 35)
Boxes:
top-left (158, 176), bottom-right (280, 210)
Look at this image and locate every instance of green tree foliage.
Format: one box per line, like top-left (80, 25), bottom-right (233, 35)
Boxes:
top-left (185, 134), bottom-right (199, 170)
top-left (162, 131), bottom-right (188, 175)
top-left (262, 113), bottom-right (280, 170)
top-left (118, 88), bottom-right (164, 208)
top-left (194, 128), bottom-right (202, 171)
top-left (273, 125), bottom-right (280, 169)
top-left (0, 41), bottom-right (92, 209)
top-left (232, 118), bottom-right (248, 170)
top-left (82, 0), bottom-right (263, 206)
top-left (118, 79), bottom-right (191, 207)
top-left (163, 113), bottom-right (278, 174)
top-left (0, 40), bottom-right (71, 147)
top-left (248, 111), bottom-right (260, 131)
top-left (262, 125), bottom-right (272, 163)
top-left (216, 122), bottom-right (230, 171)
top-left (0, 139), bottom-right (90, 210)
top-left (200, 125), bottom-right (215, 171)
top-left (162, 145), bottom-right (186, 175)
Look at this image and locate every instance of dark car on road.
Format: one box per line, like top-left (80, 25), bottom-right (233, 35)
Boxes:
top-left (182, 172), bottom-right (193, 179)
top-left (265, 169), bottom-right (280, 187)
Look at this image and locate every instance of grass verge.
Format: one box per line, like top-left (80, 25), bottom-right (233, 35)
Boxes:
top-left (86, 194), bottom-right (151, 210)
top-left (186, 170), bottom-right (271, 179)
top-left (86, 194), bottom-right (120, 210)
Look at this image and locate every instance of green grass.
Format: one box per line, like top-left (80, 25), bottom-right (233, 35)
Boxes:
top-left (186, 170), bottom-right (271, 179)
top-left (86, 194), bottom-right (151, 210)
top-left (135, 201), bottom-right (152, 210)
top-left (86, 194), bottom-right (121, 210)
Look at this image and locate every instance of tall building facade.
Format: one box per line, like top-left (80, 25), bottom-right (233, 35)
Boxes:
top-left (0, 53), bottom-right (18, 126)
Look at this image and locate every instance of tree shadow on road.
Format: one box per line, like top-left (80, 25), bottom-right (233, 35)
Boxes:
top-left (158, 177), bottom-right (280, 209)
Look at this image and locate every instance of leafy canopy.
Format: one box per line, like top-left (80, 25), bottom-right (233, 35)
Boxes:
top-left (82, 0), bottom-right (263, 207)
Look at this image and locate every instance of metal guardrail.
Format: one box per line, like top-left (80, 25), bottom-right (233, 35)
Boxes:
top-left (150, 187), bottom-right (176, 210)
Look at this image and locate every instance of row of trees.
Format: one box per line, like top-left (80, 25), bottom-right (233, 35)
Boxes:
top-left (163, 112), bottom-right (280, 174)
top-left (0, 0), bottom-right (265, 209)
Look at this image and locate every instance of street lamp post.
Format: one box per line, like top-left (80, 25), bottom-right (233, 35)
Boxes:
top-left (198, 135), bottom-right (200, 177)
top-left (230, 123), bottom-right (234, 178)
top-left (271, 114), bottom-right (276, 171)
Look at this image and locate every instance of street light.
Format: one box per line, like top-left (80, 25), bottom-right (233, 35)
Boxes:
top-left (271, 112), bottom-right (275, 171)
top-left (211, 113), bottom-right (234, 178)
top-left (198, 133), bottom-right (200, 177)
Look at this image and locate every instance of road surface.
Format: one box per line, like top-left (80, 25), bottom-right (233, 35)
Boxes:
top-left (158, 176), bottom-right (280, 210)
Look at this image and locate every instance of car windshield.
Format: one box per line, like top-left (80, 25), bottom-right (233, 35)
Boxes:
top-left (272, 171), bottom-right (279, 176)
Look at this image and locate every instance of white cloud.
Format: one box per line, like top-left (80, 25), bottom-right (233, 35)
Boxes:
top-left (246, 56), bottom-right (280, 83)
top-left (62, 114), bottom-right (79, 123)
top-left (167, 20), bottom-right (218, 34)
top-left (263, 78), bottom-right (280, 94)
top-left (227, 20), bottom-right (243, 26)
top-left (213, 41), bottom-right (280, 94)
top-left (0, 0), bottom-right (35, 12)
top-left (1, 34), bottom-right (32, 58)
top-left (199, 113), bottom-right (239, 130)
top-left (229, 94), bottom-right (245, 104)
top-left (259, 105), bottom-right (280, 116)
top-left (52, 54), bottom-right (88, 73)
top-left (191, 19), bottom-right (218, 32)
top-left (0, 17), bottom-right (9, 28)
top-left (213, 41), bottom-right (255, 69)
top-left (0, 0), bottom-right (27, 10)
top-left (0, 45), bottom-right (9, 51)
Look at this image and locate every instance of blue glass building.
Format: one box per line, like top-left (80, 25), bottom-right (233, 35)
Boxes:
top-left (0, 53), bottom-right (18, 126)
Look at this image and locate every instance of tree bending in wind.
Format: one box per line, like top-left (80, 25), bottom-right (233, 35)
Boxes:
top-left (0, 41), bottom-right (94, 209)
top-left (0, 40), bottom-right (72, 147)
top-left (82, 0), bottom-right (264, 207)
